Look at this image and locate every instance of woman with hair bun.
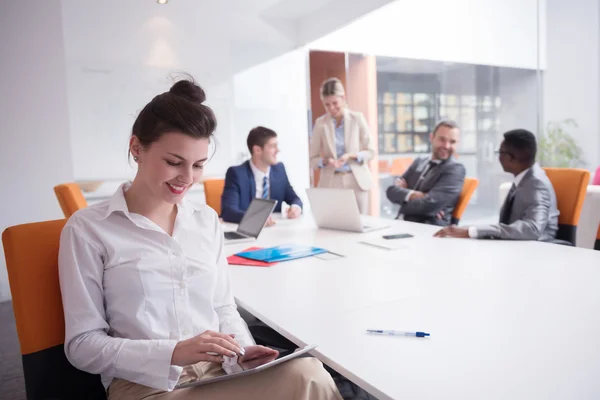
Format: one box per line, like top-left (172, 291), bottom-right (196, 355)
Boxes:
top-left (58, 78), bottom-right (342, 399)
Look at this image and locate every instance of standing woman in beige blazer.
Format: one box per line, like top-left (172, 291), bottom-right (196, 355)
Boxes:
top-left (310, 78), bottom-right (375, 214)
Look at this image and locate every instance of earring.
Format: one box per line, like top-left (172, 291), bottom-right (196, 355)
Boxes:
top-left (133, 156), bottom-right (139, 162)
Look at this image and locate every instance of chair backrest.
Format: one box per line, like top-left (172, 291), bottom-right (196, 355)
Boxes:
top-left (543, 168), bottom-right (590, 246)
top-left (593, 166), bottom-right (600, 185)
top-left (203, 178), bottom-right (225, 215)
top-left (54, 183), bottom-right (88, 218)
top-left (451, 177), bottom-right (479, 225)
top-left (390, 157), bottom-right (413, 176)
top-left (378, 159), bottom-right (391, 174)
top-left (2, 220), bottom-right (105, 399)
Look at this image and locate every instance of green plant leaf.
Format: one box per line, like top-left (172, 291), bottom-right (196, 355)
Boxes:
top-left (538, 119), bottom-right (585, 168)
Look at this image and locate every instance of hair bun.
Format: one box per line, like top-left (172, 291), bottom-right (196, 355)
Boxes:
top-left (169, 80), bottom-right (206, 103)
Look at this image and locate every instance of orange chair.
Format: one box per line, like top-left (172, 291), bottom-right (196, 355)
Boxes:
top-left (203, 178), bottom-right (225, 215)
top-left (451, 177), bottom-right (479, 225)
top-left (543, 168), bottom-right (590, 246)
top-left (390, 157), bottom-right (414, 176)
top-left (378, 159), bottom-right (391, 174)
top-left (2, 220), bottom-right (105, 399)
top-left (595, 224), bottom-right (600, 251)
top-left (54, 183), bottom-right (88, 218)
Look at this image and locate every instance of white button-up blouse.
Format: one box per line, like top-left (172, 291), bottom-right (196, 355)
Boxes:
top-left (58, 183), bottom-right (253, 391)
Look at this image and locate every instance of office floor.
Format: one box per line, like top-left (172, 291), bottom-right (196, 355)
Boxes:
top-left (0, 301), bottom-right (25, 400)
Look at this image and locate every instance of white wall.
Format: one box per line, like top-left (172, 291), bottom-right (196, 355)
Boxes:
top-left (309, 0), bottom-right (546, 70)
top-left (543, 0), bottom-right (600, 171)
top-left (60, 0), bottom-right (278, 180)
top-left (59, 0), bottom-right (393, 181)
top-left (296, 0), bottom-right (397, 45)
top-left (232, 50), bottom-right (311, 204)
top-left (0, 0), bottom-right (74, 302)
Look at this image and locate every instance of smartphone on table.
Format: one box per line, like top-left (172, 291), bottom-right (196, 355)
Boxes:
top-left (382, 233), bottom-right (413, 240)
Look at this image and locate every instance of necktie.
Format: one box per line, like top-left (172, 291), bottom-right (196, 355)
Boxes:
top-left (414, 161), bottom-right (436, 191)
top-left (262, 176), bottom-right (269, 199)
top-left (499, 183), bottom-right (517, 224)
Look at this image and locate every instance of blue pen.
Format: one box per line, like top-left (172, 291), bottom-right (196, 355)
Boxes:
top-left (366, 329), bottom-right (430, 338)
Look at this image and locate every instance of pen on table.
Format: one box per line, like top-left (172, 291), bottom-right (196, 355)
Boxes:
top-left (326, 250), bottom-right (345, 257)
top-left (366, 329), bottom-right (430, 338)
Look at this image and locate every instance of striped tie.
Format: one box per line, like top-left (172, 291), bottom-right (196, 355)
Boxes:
top-left (262, 176), bottom-right (269, 199)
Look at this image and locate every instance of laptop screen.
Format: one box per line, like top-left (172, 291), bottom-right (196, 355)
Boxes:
top-left (237, 198), bottom-right (277, 238)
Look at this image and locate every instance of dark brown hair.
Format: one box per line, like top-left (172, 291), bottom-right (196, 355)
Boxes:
top-left (247, 126), bottom-right (277, 154)
top-left (503, 129), bottom-right (537, 164)
top-left (131, 78), bottom-right (217, 154)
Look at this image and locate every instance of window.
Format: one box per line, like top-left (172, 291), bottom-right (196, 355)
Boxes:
top-left (377, 77), bottom-right (502, 156)
top-left (377, 90), bottom-right (435, 154)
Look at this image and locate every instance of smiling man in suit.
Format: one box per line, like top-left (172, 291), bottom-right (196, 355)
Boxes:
top-left (386, 120), bottom-right (465, 226)
top-left (221, 126), bottom-right (303, 225)
top-left (435, 129), bottom-right (560, 241)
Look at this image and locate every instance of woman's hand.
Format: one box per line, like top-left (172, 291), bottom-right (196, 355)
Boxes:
top-left (325, 158), bottom-right (344, 169)
top-left (324, 158), bottom-right (336, 168)
top-left (237, 345), bottom-right (279, 370)
top-left (339, 153), bottom-right (355, 163)
top-left (171, 330), bottom-right (245, 366)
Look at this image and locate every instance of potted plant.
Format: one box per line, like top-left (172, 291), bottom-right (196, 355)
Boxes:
top-left (538, 119), bottom-right (586, 168)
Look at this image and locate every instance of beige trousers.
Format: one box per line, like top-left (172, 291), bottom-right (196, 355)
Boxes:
top-left (320, 171), bottom-right (369, 215)
top-left (108, 357), bottom-right (342, 400)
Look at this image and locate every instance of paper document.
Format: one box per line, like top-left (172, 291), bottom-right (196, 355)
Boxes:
top-left (314, 251), bottom-right (345, 260)
top-left (360, 237), bottom-right (409, 250)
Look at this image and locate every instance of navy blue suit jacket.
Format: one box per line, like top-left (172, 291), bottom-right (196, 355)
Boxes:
top-left (221, 161), bottom-right (303, 223)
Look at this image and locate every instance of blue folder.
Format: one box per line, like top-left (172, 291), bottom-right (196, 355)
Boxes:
top-left (235, 244), bottom-right (328, 263)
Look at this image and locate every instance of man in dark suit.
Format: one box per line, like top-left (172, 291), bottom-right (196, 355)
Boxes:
top-left (221, 126), bottom-right (303, 225)
top-left (386, 120), bottom-right (466, 226)
top-left (435, 129), bottom-right (560, 241)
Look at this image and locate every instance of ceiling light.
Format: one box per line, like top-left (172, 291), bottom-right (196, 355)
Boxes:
top-left (157, 0), bottom-right (168, 4)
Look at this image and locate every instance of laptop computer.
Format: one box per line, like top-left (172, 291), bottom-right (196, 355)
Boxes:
top-left (306, 188), bottom-right (389, 233)
top-left (224, 198), bottom-right (277, 244)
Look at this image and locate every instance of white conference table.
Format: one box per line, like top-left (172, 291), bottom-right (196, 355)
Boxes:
top-left (224, 214), bottom-right (600, 400)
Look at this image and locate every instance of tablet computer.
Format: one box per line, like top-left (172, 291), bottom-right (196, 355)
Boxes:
top-left (174, 344), bottom-right (317, 389)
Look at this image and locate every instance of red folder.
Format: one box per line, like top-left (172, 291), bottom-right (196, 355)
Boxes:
top-left (227, 247), bottom-right (278, 267)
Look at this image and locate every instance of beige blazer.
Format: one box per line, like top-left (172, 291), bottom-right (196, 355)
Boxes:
top-left (309, 108), bottom-right (375, 191)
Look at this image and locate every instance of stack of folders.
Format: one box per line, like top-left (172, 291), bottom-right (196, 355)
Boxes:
top-left (235, 244), bottom-right (327, 263)
top-left (227, 247), bottom-right (277, 267)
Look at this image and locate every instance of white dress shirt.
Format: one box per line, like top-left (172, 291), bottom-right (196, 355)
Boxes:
top-left (468, 168), bottom-right (530, 238)
top-left (58, 183), bottom-right (254, 392)
top-left (249, 160), bottom-right (270, 199)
